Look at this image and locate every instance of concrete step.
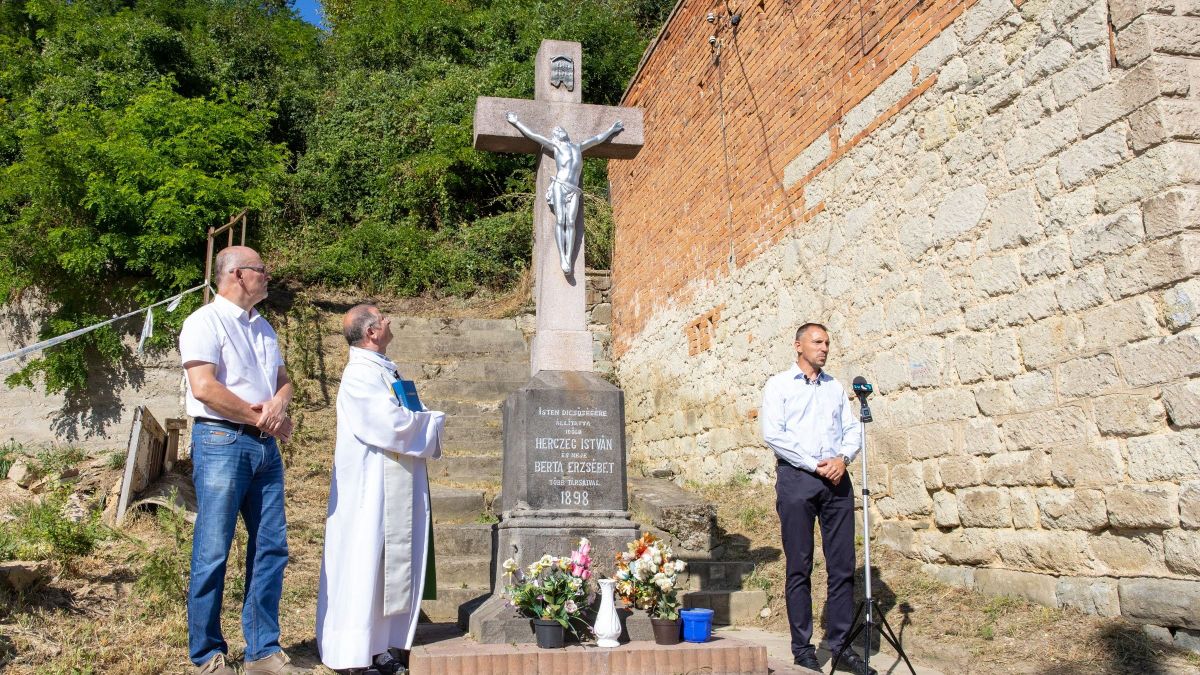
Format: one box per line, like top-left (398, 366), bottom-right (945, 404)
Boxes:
top-left (680, 589), bottom-right (768, 625)
top-left (432, 523), bottom-right (495, 558)
top-left (438, 360), bottom-right (530, 382)
top-left (420, 586), bottom-right (491, 624)
top-left (431, 485), bottom-right (488, 523)
top-left (434, 555), bottom-right (493, 588)
top-left (440, 414), bottom-right (504, 432)
top-left (423, 399), bottom-right (503, 417)
top-left (432, 455), bottom-right (502, 482)
top-left (680, 560), bottom-right (757, 591)
top-left (422, 379), bottom-right (528, 402)
top-left (442, 426), bottom-right (502, 453)
top-left (629, 477), bottom-right (719, 555)
top-left (389, 317), bottom-right (522, 335)
top-left (393, 359), bottom-right (530, 383)
top-left (389, 335), bottom-right (528, 357)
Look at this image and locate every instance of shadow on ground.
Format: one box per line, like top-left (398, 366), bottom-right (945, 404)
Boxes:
top-left (1040, 621), bottom-right (1175, 675)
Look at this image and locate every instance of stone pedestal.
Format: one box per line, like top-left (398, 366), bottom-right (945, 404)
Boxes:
top-left (469, 370), bottom-right (641, 644)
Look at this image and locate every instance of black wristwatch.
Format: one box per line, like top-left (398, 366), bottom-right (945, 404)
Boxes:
top-left (840, 454), bottom-right (852, 468)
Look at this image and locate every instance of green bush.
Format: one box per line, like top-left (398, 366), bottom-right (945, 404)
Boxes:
top-left (0, 0), bottom-right (316, 395)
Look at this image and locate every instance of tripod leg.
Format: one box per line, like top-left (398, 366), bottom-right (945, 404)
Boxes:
top-left (872, 601), bottom-right (916, 675)
top-left (832, 601), bottom-right (867, 673)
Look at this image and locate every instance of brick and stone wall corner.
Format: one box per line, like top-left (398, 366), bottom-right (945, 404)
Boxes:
top-left (610, 0), bottom-right (1200, 634)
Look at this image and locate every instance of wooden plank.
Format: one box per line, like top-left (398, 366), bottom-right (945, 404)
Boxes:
top-left (116, 406), bottom-right (169, 524)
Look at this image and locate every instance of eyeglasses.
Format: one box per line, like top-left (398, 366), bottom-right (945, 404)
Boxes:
top-left (234, 265), bottom-right (268, 275)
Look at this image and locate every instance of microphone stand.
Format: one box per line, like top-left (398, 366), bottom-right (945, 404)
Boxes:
top-left (831, 380), bottom-right (916, 675)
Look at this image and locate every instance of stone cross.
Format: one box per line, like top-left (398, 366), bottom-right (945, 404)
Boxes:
top-left (474, 40), bottom-right (643, 375)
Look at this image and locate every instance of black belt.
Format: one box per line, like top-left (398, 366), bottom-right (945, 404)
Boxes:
top-left (194, 416), bottom-right (269, 439)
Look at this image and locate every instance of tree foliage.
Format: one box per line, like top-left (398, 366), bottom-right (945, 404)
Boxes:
top-left (266, 0), bottom-right (669, 294)
top-left (0, 0), bottom-right (671, 394)
top-left (0, 0), bottom-right (320, 392)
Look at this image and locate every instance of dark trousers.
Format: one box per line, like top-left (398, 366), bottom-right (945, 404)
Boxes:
top-left (775, 461), bottom-right (856, 659)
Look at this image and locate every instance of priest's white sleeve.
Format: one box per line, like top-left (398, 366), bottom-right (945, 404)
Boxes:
top-left (340, 363), bottom-right (444, 458)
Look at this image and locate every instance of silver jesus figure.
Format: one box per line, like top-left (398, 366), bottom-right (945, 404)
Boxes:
top-left (505, 112), bottom-right (624, 275)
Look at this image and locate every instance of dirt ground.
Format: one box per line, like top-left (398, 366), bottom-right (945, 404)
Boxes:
top-left (1, 289), bottom-right (1198, 673)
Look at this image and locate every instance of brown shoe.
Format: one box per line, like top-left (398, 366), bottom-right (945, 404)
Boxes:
top-left (194, 653), bottom-right (235, 675)
top-left (244, 650), bottom-right (308, 674)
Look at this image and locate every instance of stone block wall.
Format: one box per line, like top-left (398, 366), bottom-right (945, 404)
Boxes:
top-left (610, 0), bottom-right (1200, 629)
top-left (587, 269), bottom-right (614, 374)
top-left (0, 297), bottom-right (185, 451)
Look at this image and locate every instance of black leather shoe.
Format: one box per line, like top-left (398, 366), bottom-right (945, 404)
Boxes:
top-left (834, 649), bottom-right (878, 675)
top-left (373, 652), bottom-right (406, 675)
top-left (793, 651), bottom-right (821, 670)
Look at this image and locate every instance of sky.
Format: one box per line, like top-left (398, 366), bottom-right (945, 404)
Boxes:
top-left (293, 0), bottom-right (327, 30)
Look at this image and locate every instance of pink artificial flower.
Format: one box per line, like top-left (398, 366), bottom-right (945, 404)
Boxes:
top-left (569, 549), bottom-right (592, 579)
top-left (569, 538), bottom-right (593, 579)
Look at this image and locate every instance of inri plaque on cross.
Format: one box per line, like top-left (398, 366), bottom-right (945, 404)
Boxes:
top-left (474, 40), bottom-right (644, 375)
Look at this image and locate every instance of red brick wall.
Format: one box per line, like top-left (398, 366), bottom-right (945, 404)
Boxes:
top-left (611, 0), bottom-right (981, 355)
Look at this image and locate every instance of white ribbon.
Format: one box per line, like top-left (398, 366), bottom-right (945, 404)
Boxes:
top-left (0, 283), bottom-right (204, 365)
top-left (137, 307), bottom-right (154, 354)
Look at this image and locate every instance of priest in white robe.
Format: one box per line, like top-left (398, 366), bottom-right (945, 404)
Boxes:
top-left (317, 304), bottom-right (444, 672)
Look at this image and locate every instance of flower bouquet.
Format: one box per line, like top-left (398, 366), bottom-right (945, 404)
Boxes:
top-left (614, 532), bottom-right (687, 644)
top-left (502, 538), bottom-right (594, 647)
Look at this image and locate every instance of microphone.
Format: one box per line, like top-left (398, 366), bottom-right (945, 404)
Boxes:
top-left (852, 376), bottom-right (873, 423)
top-left (851, 376), bottom-right (873, 398)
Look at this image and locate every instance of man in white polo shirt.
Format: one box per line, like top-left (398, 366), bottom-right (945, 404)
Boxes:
top-left (762, 322), bottom-right (874, 675)
top-left (179, 245), bottom-right (303, 675)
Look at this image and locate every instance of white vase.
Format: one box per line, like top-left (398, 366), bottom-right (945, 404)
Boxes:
top-left (593, 578), bottom-right (622, 648)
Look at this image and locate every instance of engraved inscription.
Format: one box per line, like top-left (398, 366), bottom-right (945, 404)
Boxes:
top-left (528, 401), bottom-right (619, 509)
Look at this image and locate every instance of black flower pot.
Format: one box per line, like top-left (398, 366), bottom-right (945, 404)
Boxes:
top-left (533, 618), bottom-right (565, 649)
top-left (651, 617), bottom-right (681, 645)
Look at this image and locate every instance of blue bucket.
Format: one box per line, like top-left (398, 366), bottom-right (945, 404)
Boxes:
top-left (680, 608), bottom-right (714, 643)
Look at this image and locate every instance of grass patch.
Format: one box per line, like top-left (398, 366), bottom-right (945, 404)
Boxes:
top-left (105, 450), bottom-right (126, 470)
top-left (0, 439), bottom-right (19, 478)
top-left (475, 512), bottom-right (499, 524)
top-left (744, 566), bottom-right (773, 594)
top-left (32, 446), bottom-right (87, 476)
top-left (736, 503), bottom-right (770, 530)
top-left (0, 489), bottom-right (110, 563)
top-left (133, 502), bottom-right (192, 615)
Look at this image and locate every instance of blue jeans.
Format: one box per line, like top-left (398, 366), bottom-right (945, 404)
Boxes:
top-left (188, 422), bottom-right (289, 665)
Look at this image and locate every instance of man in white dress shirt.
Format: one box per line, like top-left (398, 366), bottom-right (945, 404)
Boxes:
top-left (317, 304), bottom-right (445, 674)
top-left (761, 323), bottom-right (875, 675)
top-left (179, 246), bottom-right (303, 675)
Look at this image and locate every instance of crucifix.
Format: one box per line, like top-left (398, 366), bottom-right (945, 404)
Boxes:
top-left (467, 41), bottom-right (646, 645)
top-left (474, 40), bottom-right (644, 375)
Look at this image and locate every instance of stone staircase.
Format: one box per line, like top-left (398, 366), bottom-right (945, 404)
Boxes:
top-left (629, 477), bottom-right (770, 625)
top-left (395, 316), bottom-right (766, 627)
top-left (388, 317), bottom-right (525, 623)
